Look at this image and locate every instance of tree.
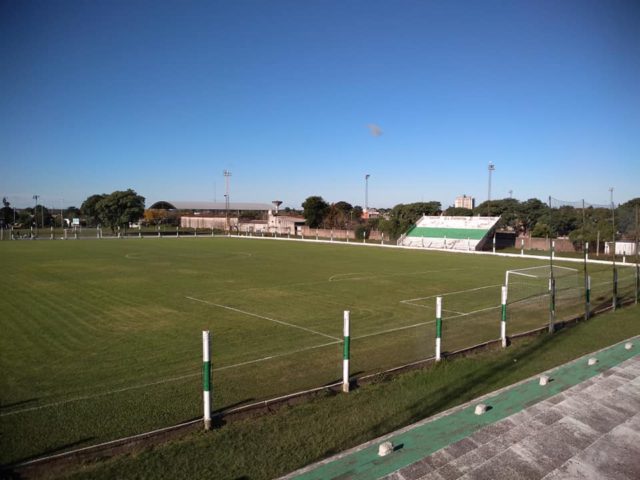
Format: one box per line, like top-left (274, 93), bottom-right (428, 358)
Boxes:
top-left (96, 190), bottom-right (145, 232)
top-left (444, 207), bottom-right (473, 216)
top-left (617, 197), bottom-right (640, 238)
top-left (517, 198), bottom-right (549, 233)
top-left (81, 194), bottom-right (107, 226)
top-left (378, 201), bottom-right (442, 239)
top-left (531, 222), bottom-right (551, 238)
top-left (324, 201), bottom-right (354, 229)
top-left (143, 209), bottom-right (169, 226)
top-left (1, 197), bottom-right (14, 226)
top-left (302, 196), bottom-right (329, 228)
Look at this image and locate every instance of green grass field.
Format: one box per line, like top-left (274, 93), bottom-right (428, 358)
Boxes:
top-left (0, 236), bottom-right (633, 466)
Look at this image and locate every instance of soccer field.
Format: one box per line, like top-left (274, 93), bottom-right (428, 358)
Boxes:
top-left (0, 237), bottom-right (627, 465)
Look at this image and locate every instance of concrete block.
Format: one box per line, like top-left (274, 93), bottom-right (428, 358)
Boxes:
top-left (588, 357), bottom-right (598, 366)
top-left (539, 374), bottom-right (550, 386)
top-left (474, 404), bottom-right (488, 415)
top-left (378, 441), bottom-right (394, 457)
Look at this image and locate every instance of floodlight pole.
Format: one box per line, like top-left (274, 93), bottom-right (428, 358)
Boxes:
top-left (365, 174), bottom-right (370, 212)
top-left (610, 187), bottom-right (617, 310)
top-left (487, 162), bottom-right (495, 217)
top-left (32, 195), bottom-right (40, 234)
top-left (224, 170), bottom-right (232, 232)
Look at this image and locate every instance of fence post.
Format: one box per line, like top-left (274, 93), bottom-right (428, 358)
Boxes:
top-left (585, 275), bottom-right (591, 320)
top-left (492, 234), bottom-right (496, 253)
top-left (435, 297), bottom-right (442, 361)
top-left (612, 267), bottom-right (618, 311)
top-left (521, 238), bottom-right (524, 255)
top-left (549, 276), bottom-right (556, 333)
top-left (342, 311), bottom-right (350, 393)
top-left (202, 330), bottom-right (212, 430)
top-left (501, 286), bottom-right (507, 348)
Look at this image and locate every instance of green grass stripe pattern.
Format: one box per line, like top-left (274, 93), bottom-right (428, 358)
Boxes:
top-left (0, 238), bottom-right (627, 465)
top-left (407, 227), bottom-right (489, 240)
top-left (293, 340), bottom-right (638, 480)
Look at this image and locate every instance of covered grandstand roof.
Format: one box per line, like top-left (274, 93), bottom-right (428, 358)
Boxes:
top-left (149, 201), bottom-right (273, 211)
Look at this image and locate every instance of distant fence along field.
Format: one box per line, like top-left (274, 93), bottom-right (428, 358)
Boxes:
top-left (0, 236), bottom-right (636, 466)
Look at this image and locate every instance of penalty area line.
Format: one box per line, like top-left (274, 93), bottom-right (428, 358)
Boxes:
top-left (186, 296), bottom-right (341, 341)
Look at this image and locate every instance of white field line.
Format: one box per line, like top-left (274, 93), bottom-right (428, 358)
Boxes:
top-left (400, 284), bottom-right (502, 304)
top-left (353, 320), bottom-right (434, 340)
top-left (213, 340), bottom-right (341, 371)
top-left (209, 267), bottom-right (466, 296)
top-left (444, 304), bottom-right (501, 319)
top-left (400, 302), bottom-right (465, 315)
top-left (1, 340), bottom-right (341, 418)
top-left (328, 272), bottom-right (366, 281)
top-left (185, 296), bottom-right (341, 341)
top-left (0, 373), bottom-right (201, 417)
top-left (328, 268), bottom-right (466, 283)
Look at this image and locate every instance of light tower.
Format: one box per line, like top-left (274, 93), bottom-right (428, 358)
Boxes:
top-left (365, 174), bottom-right (370, 212)
top-left (32, 194), bottom-right (40, 231)
top-left (487, 162), bottom-right (495, 217)
top-left (610, 187), bottom-right (617, 310)
top-left (223, 170), bottom-right (232, 231)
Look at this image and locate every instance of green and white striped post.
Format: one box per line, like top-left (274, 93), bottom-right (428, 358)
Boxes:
top-left (202, 330), bottom-right (212, 430)
top-left (501, 286), bottom-right (507, 348)
top-left (435, 296), bottom-right (442, 361)
top-left (585, 275), bottom-right (591, 320)
top-left (342, 311), bottom-right (350, 393)
top-left (549, 276), bottom-right (556, 334)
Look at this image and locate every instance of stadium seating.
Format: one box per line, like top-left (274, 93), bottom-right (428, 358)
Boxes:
top-left (398, 216), bottom-right (500, 251)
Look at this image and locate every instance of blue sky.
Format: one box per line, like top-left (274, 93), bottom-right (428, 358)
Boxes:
top-left (1, 0), bottom-right (639, 209)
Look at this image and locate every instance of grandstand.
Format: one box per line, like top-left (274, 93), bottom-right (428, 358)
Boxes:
top-left (397, 215), bottom-right (500, 251)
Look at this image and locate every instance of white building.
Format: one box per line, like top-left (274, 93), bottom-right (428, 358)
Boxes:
top-left (454, 195), bottom-right (475, 210)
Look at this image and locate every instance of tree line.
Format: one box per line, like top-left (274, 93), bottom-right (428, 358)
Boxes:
top-left (0, 190), bottom-right (145, 232)
top-left (301, 195), bottom-right (640, 242)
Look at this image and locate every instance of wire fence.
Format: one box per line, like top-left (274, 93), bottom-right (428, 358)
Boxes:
top-left (1, 233), bottom-right (639, 467)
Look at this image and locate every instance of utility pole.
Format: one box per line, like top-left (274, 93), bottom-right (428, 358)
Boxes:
top-left (487, 162), bottom-right (495, 217)
top-left (224, 170), bottom-right (232, 232)
top-left (32, 195), bottom-right (40, 232)
top-left (365, 174), bottom-right (370, 212)
top-left (610, 187), bottom-right (617, 310)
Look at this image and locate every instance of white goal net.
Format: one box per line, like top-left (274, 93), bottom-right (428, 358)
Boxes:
top-left (505, 265), bottom-right (580, 304)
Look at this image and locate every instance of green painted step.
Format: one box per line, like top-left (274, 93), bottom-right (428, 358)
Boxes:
top-left (292, 339), bottom-right (638, 480)
top-left (407, 227), bottom-right (488, 240)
